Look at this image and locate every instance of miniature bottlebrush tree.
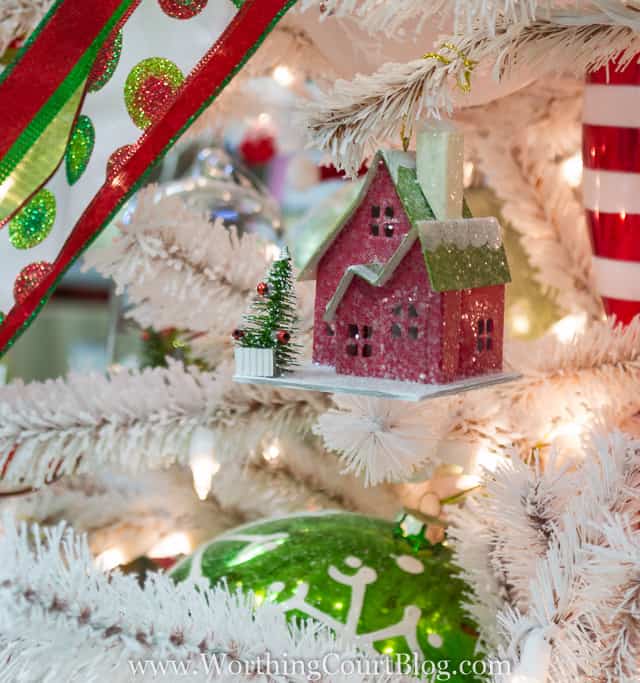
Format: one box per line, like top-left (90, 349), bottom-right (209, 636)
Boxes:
top-left (233, 246), bottom-right (300, 373)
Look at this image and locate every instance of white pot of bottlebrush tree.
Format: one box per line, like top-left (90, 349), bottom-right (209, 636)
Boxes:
top-left (234, 347), bottom-right (277, 377)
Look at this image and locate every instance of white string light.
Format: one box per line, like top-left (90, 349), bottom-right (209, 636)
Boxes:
top-left (463, 160), bottom-right (475, 188)
top-left (273, 65), bottom-right (294, 87)
top-left (561, 152), bottom-right (583, 189)
top-left (550, 312), bottom-right (587, 343)
top-left (189, 426), bottom-right (220, 501)
top-left (511, 313), bottom-right (532, 336)
top-left (148, 532), bottom-right (192, 558)
top-left (263, 439), bottom-right (281, 463)
top-left (95, 547), bottom-right (126, 571)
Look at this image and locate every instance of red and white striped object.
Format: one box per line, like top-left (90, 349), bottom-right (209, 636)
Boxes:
top-left (583, 59), bottom-right (640, 324)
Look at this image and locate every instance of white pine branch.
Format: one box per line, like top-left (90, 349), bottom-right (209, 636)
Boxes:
top-left (509, 316), bottom-right (640, 376)
top-left (459, 80), bottom-right (600, 316)
top-left (83, 187), bottom-right (269, 333)
top-left (300, 16), bottom-right (640, 175)
top-left (0, 360), bottom-right (325, 492)
top-left (451, 431), bottom-right (640, 679)
top-left (300, 48), bottom-right (467, 176)
top-left (0, 515), bottom-right (379, 682)
top-left (2, 318), bottom-right (639, 495)
top-left (298, 0), bottom-right (541, 37)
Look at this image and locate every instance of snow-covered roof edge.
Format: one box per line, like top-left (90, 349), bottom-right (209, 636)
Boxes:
top-left (417, 217), bottom-right (503, 251)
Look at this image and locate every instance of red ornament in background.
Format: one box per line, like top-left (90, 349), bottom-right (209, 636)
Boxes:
top-left (240, 133), bottom-right (276, 166)
top-left (319, 162), bottom-right (368, 181)
top-left (276, 330), bottom-right (290, 344)
top-left (583, 57), bottom-right (640, 324)
top-left (257, 282), bottom-right (269, 296)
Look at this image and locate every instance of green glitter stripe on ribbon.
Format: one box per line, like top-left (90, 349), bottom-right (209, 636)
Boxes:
top-left (0, 0), bottom-right (136, 220)
top-left (0, 81), bottom-right (85, 224)
top-left (0, 0), bottom-right (297, 358)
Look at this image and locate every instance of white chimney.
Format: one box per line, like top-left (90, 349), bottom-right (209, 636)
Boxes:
top-left (416, 120), bottom-right (464, 220)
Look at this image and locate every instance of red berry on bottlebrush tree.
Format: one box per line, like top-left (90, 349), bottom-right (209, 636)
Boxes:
top-left (276, 330), bottom-right (290, 344)
top-left (232, 329), bottom-right (245, 340)
top-left (257, 282), bottom-right (269, 296)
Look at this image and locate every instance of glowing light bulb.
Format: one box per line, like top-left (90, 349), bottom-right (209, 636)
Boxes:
top-left (263, 440), bottom-right (281, 462)
top-left (463, 161), bottom-right (474, 188)
top-left (550, 312), bottom-right (587, 344)
top-left (257, 112), bottom-right (272, 127)
top-left (547, 411), bottom-right (590, 453)
top-left (511, 313), bottom-right (531, 336)
top-left (149, 532), bottom-right (192, 558)
top-left (561, 153), bottom-right (582, 189)
top-left (550, 420), bottom-right (584, 440)
top-left (273, 65), bottom-right (294, 87)
top-left (96, 547), bottom-right (126, 571)
top-left (189, 426), bottom-right (220, 501)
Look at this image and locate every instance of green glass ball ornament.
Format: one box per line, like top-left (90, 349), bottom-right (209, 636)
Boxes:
top-left (172, 512), bottom-right (481, 678)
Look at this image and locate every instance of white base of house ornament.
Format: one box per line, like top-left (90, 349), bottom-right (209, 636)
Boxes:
top-left (234, 362), bottom-right (519, 402)
top-left (234, 347), bottom-right (277, 378)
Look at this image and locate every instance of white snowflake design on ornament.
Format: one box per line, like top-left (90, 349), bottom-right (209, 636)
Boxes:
top-left (181, 530), bottom-right (444, 659)
top-left (186, 531), bottom-right (290, 582)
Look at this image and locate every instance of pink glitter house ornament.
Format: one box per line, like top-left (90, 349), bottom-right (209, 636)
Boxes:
top-left (298, 123), bottom-right (511, 385)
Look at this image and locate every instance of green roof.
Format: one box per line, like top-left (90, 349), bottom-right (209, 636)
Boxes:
top-left (298, 149), bottom-right (511, 296)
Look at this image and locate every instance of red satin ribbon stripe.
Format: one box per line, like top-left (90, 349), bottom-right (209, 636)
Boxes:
top-left (587, 211), bottom-right (640, 262)
top-left (0, 0), bottom-right (132, 160)
top-left (583, 124), bottom-right (640, 173)
top-left (583, 56), bottom-right (640, 325)
top-left (0, 0), bottom-right (293, 352)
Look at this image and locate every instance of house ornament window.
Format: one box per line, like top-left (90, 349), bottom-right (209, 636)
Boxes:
top-left (477, 318), bottom-right (494, 352)
top-left (391, 303), bottom-right (419, 339)
top-left (346, 324), bottom-right (373, 357)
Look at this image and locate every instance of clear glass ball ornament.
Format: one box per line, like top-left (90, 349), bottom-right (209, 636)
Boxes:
top-left (162, 146), bottom-right (282, 242)
top-left (123, 146), bottom-right (283, 243)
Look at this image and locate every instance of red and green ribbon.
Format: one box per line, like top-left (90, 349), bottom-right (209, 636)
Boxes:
top-left (0, 0), bottom-right (296, 355)
top-left (0, 0), bottom-right (139, 225)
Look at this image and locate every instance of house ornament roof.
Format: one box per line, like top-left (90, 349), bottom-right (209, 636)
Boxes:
top-left (299, 149), bottom-right (511, 312)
